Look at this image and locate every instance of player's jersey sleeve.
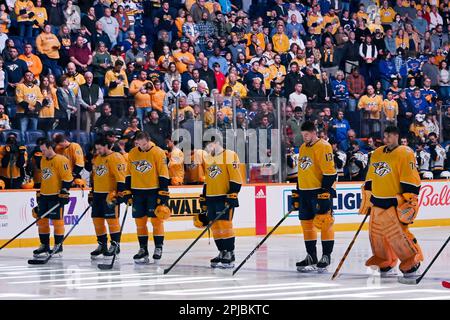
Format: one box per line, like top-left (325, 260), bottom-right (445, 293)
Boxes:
top-left (399, 147), bottom-right (421, 195)
top-left (72, 144), bottom-right (85, 168)
top-left (110, 153), bottom-right (126, 184)
top-left (58, 156), bottom-right (73, 183)
top-left (156, 148), bottom-right (170, 180)
top-left (318, 142), bottom-right (337, 191)
top-left (226, 151), bottom-right (243, 187)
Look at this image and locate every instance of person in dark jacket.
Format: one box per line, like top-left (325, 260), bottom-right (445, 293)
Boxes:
top-left (318, 71), bottom-right (334, 103)
top-left (144, 110), bottom-right (171, 149)
top-left (301, 67), bottom-right (321, 103)
top-left (284, 62), bottom-right (302, 98)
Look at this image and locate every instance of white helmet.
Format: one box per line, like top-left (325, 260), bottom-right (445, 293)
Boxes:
top-left (422, 171), bottom-right (433, 179)
top-left (415, 113), bottom-right (425, 122)
top-left (440, 171), bottom-right (450, 179)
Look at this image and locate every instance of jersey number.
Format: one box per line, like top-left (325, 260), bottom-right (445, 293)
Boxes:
top-left (325, 153), bottom-right (333, 162)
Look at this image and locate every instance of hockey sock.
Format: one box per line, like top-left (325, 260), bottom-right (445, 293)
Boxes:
top-left (39, 233), bottom-right (50, 246)
top-left (305, 240), bottom-right (318, 260)
top-left (106, 218), bottom-right (121, 243)
top-left (214, 239), bottom-right (224, 251)
top-left (97, 234), bottom-right (108, 244)
top-left (37, 218), bottom-right (50, 245)
top-left (153, 236), bottom-right (164, 248)
top-left (322, 240), bottom-right (334, 256)
top-left (135, 217), bottom-right (148, 247)
top-left (53, 219), bottom-right (65, 244)
top-left (93, 218), bottom-right (107, 241)
top-left (138, 236), bottom-right (149, 249)
top-left (222, 237), bottom-right (235, 251)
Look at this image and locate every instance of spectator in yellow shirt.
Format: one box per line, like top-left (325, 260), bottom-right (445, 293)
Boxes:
top-left (221, 73), bottom-right (247, 97)
top-left (15, 0), bottom-right (34, 38)
top-left (173, 42), bottom-right (195, 73)
top-left (382, 91), bottom-right (399, 125)
top-left (272, 25), bottom-right (290, 54)
top-left (150, 80), bottom-right (166, 113)
top-left (19, 43), bottom-right (43, 80)
top-left (380, 1), bottom-right (397, 24)
top-left (36, 24), bottom-right (62, 79)
top-left (129, 70), bottom-right (152, 127)
top-left (358, 85), bottom-right (383, 137)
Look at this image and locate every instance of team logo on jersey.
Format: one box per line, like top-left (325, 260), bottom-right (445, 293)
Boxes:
top-left (132, 160), bottom-right (152, 173)
top-left (207, 165), bottom-right (222, 179)
top-left (42, 168), bottom-right (52, 180)
top-left (95, 164), bottom-right (108, 177)
top-left (372, 162), bottom-right (392, 177)
top-left (298, 156), bottom-right (313, 170)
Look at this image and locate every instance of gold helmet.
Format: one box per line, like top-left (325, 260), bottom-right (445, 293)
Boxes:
top-left (155, 205), bottom-right (171, 220)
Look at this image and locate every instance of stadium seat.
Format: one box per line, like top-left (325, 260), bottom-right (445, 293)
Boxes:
top-left (47, 130), bottom-right (66, 141)
top-left (1, 130), bottom-right (22, 143)
top-left (25, 130), bottom-right (45, 145)
top-left (69, 130), bottom-right (91, 145)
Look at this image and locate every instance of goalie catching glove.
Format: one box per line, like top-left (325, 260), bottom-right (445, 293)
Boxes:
top-left (396, 193), bottom-right (419, 224)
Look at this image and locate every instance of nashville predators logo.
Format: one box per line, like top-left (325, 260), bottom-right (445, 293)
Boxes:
top-left (132, 160), bottom-right (152, 173)
top-left (298, 156), bottom-right (313, 170)
top-left (42, 168), bottom-right (52, 180)
top-left (208, 165), bottom-right (222, 179)
top-left (95, 165), bottom-right (108, 177)
top-left (372, 162), bottom-right (392, 177)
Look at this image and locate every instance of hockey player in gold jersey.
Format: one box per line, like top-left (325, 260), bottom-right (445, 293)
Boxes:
top-left (291, 121), bottom-right (337, 272)
top-left (360, 126), bottom-right (423, 278)
top-left (32, 139), bottom-right (73, 258)
top-left (53, 133), bottom-right (85, 188)
top-left (89, 138), bottom-right (127, 260)
top-left (197, 136), bottom-right (243, 269)
top-left (123, 132), bottom-right (171, 264)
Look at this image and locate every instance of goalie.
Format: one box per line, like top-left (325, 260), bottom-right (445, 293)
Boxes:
top-left (359, 126), bottom-right (423, 278)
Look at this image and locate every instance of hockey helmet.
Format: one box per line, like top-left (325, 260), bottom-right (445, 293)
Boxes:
top-left (422, 171), bottom-right (433, 179)
top-left (155, 205), bottom-right (171, 220)
top-left (440, 171), bottom-right (450, 179)
top-left (415, 114), bottom-right (425, 123)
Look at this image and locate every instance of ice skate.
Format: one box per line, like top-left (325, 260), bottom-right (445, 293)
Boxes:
top-left (296, 254), bottom-right (318, 272)
top-left (50, 244), bottom-right (63, 258)
top-left (90, 242), bottom-right (108, 260)
top-left (133, 247), bottom-right (150, 264)
top-left (210, 251), bottom-right (224, 268)
top-left (104, 242), bottom-right (120, 259)
top-left (220, 250), bottom-right (235, 269)
top-left (33, 244), bottom-right (51, 258)
top-left (316, 255), bottom-right (330, 273)
top-left (152, 246), bottom-right (163, 263)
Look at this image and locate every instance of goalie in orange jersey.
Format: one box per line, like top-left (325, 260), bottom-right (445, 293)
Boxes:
top-left (360, 126), bottom-right (423, 279)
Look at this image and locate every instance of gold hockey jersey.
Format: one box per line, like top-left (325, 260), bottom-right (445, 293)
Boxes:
top-left (92, 152), bottom-right (126, 193)
top-left (40, 154), bottom-right (73, 195)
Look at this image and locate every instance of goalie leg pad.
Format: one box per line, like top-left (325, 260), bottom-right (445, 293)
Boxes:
top-left (300, 219), bottom-right (317, 241)
top-left (37, 218), bottom-right (50, 235)
top-left (366, 207), bottom-right (398, 269)
top-left (135, 217), bottom-right (148, 236)
top-left (377, 206), bottom-right (421, 270)
top-left (397, 225), bottom-right (424, 272)
top-left (150, 217), bottom-right (164, 237)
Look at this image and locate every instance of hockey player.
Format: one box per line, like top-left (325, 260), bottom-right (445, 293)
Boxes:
top-left (124, 132), bottom-right (171, 263)
top-left (330, 138), bottom-right (346, 181)
top-left (32, 139), bottom-right (72, 257)
top-left (291, 121), bottom-right (337, 272)
top-left (197, 135), bottom-right (243, 269)
top-left (415, 142), bottom-right (432, 179)
top-left (184, 146), bottom-right (207, 185)
top-left (166, 138), bottom-right (185, 185)
top-left (53, 133), bottom-right (85, 187)
top-left (428, 132), bottom-right (447, 179)
top-left (89, 138), bottom-right (127, 259)
top-left (359, 126), bottom-right (423, 278)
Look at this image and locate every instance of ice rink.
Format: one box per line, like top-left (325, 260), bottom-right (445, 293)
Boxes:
top-left (0, 227), bottom-right (449, 300)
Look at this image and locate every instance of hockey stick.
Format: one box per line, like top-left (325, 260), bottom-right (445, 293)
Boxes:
top-left (331, 212), bottom-right (370, 280)
top-left (98, 203), bottom-right (129, 270)
top-left (0, 204), bottom-right (60, 252)
top-left (443, 281), bottom-right (450, 289)
top-left (398, 234), bottom-right (450, 285)
top-left (233, 209), bottom-right (295, 276)
top-left (163, 206), bottom-right (230, 275)
top-left (28, 205), bottom-right (91, 265)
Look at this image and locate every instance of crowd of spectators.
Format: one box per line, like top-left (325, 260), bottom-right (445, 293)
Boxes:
top-left (0, 0), bottom-right (449, 188)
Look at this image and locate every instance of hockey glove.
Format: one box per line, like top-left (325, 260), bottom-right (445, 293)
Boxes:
top-left (396, 193), bottom-right (419, 224)
top-left (291, 189), bottom-right (300, 210)
top-left (156, 189), bottom-right (170, 206)
top-left (106, 191), bottom-right (117, 208)
top-left (58, 189), bottom-right (70, 206)
top-left (18, 146), bottom-right (26, 154)
top-left (117, 190), bottom-right (132, 205)
top-left (225, 193), bottom-right (239, 208)
top-left (199, 194), bottom-right (207, 212)
top-left (359, 185), bottom-right (373, 215)
top-left (193, 212), bottom-right (209, 228)
top-left (316, 189), bottom-right (332, 214)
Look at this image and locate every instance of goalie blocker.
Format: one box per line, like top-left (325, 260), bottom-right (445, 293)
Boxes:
top-left (360, 126), bottom-right (423, 278)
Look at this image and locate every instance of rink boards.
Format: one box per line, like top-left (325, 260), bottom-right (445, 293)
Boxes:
top-left (0, 181), bottom-right (449, 247)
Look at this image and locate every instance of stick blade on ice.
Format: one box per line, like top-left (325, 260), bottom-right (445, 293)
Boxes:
top-left (27, 259), bottom-right (47, 265)
top-left (397, 276), bottom-right (419, 285)
top-left (97, 263), bottom-right (113, 270)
